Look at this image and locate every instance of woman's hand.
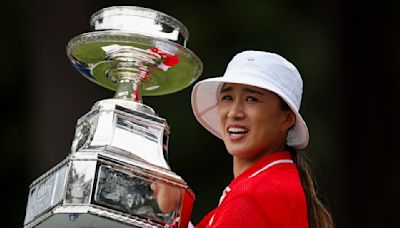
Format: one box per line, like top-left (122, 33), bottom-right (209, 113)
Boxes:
top-left (150, 182), bottom-right (181, 213)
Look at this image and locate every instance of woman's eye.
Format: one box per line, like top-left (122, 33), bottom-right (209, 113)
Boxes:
top-left (246, 96), bottom-right (258, 102)
top-left (220, 95), bottom-right (233, 101)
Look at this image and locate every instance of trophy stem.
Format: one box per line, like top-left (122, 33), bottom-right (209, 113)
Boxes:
top-left (114, 79), bottom-right (142, 103)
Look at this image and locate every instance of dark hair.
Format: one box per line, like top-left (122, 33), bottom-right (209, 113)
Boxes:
top-left (280, 99), bottom-right (333, 228)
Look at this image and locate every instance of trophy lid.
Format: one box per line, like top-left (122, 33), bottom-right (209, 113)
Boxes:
top-left (67, 6), bottom-right (203, 97)
top-left (90, 6), bottom-right (189, 46)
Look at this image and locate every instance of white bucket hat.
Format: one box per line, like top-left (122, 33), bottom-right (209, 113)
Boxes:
top-left (191, 50), bottom-right (309, 149)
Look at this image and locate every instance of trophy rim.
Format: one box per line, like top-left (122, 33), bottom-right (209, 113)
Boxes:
top-left (90, 6), bottom-right (190, 42)
top-left (66, 30), bottom-right (203, 96)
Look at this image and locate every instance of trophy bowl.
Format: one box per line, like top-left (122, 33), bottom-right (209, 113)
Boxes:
top-left (24, 6), bottom-right (202, 228)
top-left (67, 5), bottom-right (202, 97)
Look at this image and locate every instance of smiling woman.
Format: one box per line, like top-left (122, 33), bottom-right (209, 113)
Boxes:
top-left (191, 50), bottom-right (333, 228)
top-left (217, 84), bottom-right (295, 174)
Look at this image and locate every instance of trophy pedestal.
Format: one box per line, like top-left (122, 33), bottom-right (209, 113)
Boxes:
top-left (25, 98), bottom-right (194, 228)
top-left (70, 98), bottom-right (171, 170)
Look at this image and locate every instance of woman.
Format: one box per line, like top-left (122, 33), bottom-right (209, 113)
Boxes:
top-left (191, 50), bottom-right (333, 228)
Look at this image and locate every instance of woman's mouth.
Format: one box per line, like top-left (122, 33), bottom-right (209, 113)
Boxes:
top-left (227, 126), bottom-right (248, 140)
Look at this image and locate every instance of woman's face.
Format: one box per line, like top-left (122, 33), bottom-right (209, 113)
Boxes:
top-left (126, 193), bottom-right (134, 207)
top-left (217, 83), bottom-right (295, 161)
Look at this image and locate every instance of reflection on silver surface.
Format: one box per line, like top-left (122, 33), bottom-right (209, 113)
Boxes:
top-left (71, 109), bottom-right (99, 152)
top-left (94, 165), bottom-right (182, 224)
top-left (66, 5), bottom-right (202, 97)
top-left (65, 161), bottom-right (96, 204)
top-left (25, 5), bottom-right (198, 228)
top-left (71, 98), bottom-right (170, 169)
top-left (90, 6), bottom-right (188, 46)
top-left (117, 118), bottom-right (158, 142)
top-left (24, 165), bottom-right (67, 225)
top-left (24, 153), bottom-right (193, 228)
top-left (67, 31), bottom-right (202, 96)
top-left (112, 114), bottom-right (169, 169)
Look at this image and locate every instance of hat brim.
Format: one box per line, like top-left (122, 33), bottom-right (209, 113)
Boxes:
top-left (191, 76), bottom-right (309, 149)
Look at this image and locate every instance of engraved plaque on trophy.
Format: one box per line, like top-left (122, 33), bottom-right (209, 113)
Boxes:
top-left (24, 6), bottom-right (202, 228)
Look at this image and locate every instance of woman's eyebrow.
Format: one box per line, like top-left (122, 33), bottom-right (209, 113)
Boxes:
top-left (220, 86), bottom-right (264, 95)
top-left (220, 86), bottom-right (233, 93)
top-left (242, 87), bottom-right (265, 95)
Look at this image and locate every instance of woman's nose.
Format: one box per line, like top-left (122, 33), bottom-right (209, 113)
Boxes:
top-left (227, 101), bottom-right (245, 119)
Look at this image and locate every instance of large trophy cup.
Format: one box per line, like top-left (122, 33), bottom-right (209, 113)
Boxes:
top-left (24, 6), bottom-right (202, 228)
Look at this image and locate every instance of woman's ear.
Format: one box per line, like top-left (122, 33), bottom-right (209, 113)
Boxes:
top-left (281, 110), bottom-right (296, 132)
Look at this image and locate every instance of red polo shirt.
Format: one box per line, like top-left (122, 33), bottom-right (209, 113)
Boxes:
top-left (196, 151), bottom-right (308, 228)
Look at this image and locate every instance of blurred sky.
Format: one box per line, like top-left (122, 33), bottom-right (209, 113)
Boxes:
top-left (1, 0), bottom-right (399, 227)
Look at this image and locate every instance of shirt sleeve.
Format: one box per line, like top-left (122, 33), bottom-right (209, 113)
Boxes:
top-left (211, 196), bottom-right (271, 228)
top-left (195, 209), bottom-right (216, 228)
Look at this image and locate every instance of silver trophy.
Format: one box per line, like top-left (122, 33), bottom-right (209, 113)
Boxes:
top-left (24, 6), bottom-right (202, 228)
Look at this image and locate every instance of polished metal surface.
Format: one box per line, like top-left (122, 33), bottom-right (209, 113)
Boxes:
top-left (90, 6), bottom-right (188, 46)
top-left (67, 6), bottom-right (203, 97)
top-left (26, 6), bottom-right (198, 228)
top-left (69, 98), bottom-right (170, 170)
top-left (24, 152), bottom-right (195, 228)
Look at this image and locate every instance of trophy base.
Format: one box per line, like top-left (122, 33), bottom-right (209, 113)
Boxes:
top-left (25, 205), bottom-right (155, 228)
top-left (24, 149), bottom-right (194, 228)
